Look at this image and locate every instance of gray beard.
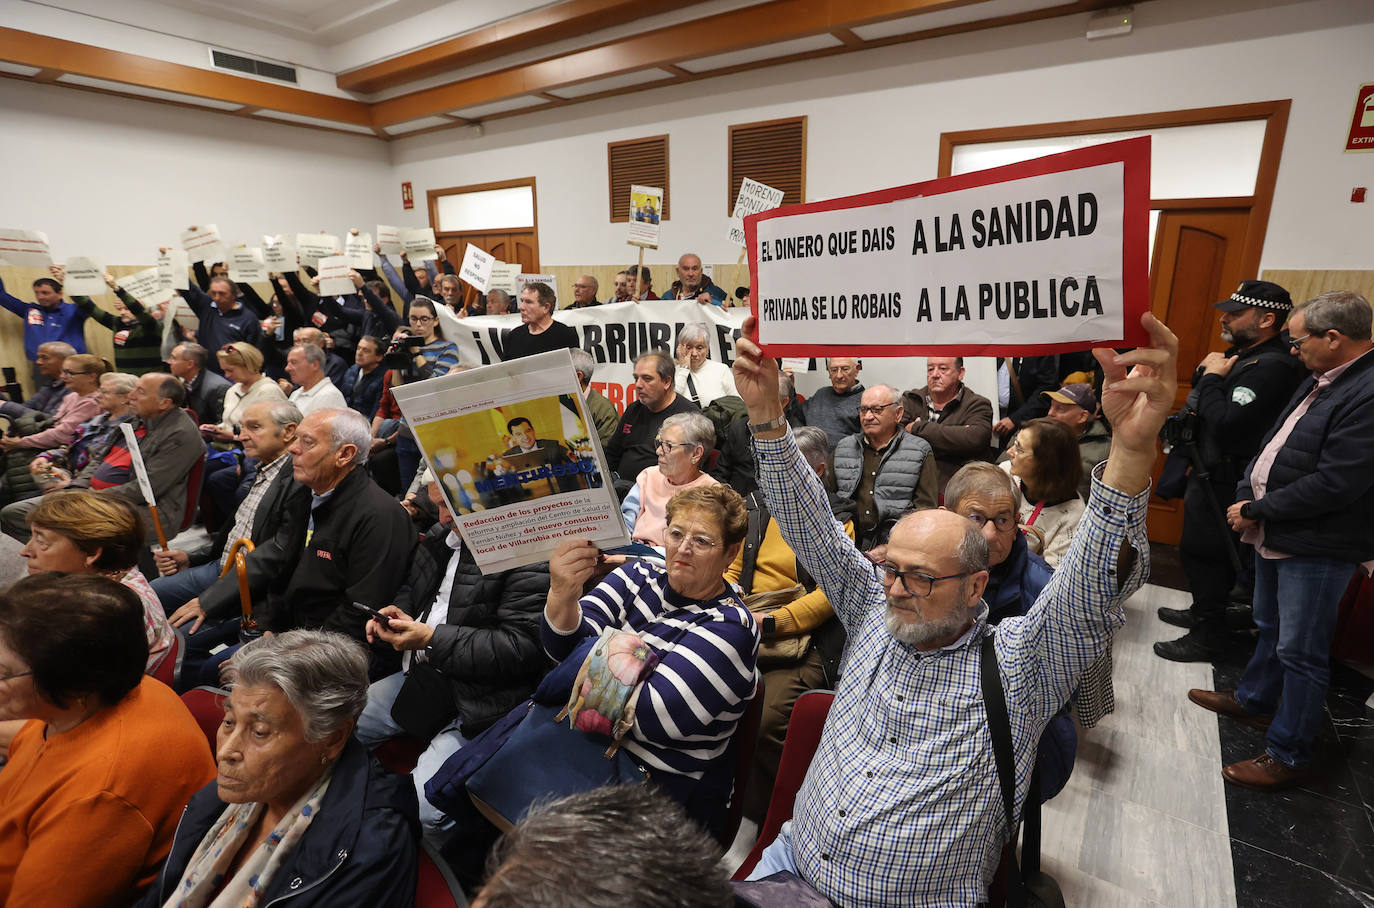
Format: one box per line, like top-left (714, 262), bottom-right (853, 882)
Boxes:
top-left (1222, 325), bottom-right (1257, 348)
top-left (884, 598), bottom-right (973, 648)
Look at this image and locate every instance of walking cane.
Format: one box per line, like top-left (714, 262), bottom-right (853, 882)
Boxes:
top-left (219, 538), bottom-right (260, 640)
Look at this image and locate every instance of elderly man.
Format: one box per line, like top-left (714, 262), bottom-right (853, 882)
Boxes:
top-left (604, 351), bottom-right (699, 483)
top-left (674, 323), bottom-right (737, 408)
top-left (567, 275), bottom-right (601, 308)
top-left (168, 343), bottom-right (231, 427)
top-left (899, 356), bottom-right (994, 492)
top-left (0, 342), bottom-right (73, 423)
top-left (486, 289), bottom-right (513, 315)
top-left (803, 357), bottom-right (864, 453)
top-left (664, 254), bottom-right (726, 305)
top-left (1043, 383), bottom-right (1112, 501)
top-left (0, 274), bottom-right (87, 382)
top-left (357, 475), bottom-right (551, 844)
top-left (342, 334), bottom-right (388, 421)
top-left (1155, 280), bottom-right (1305, 663)
top-left (833, 384), bottom-right (939, 551)
top-left (733, 312), bottom-right (1172, 906)
top-left (176, 275), bottom-right (262, 367)
top-left (285, 343), bottom-right (347, 416)
top-left (1190, 291), bottom-right (1374, 791)
top-left (503, 282), bottom-right (579, 360)
top-left (570, 348), bottom-right (619, 447)
top-left (293, 326), bottom-right (349, 387)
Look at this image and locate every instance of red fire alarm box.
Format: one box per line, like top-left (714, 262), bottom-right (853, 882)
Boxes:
top-left (402, 182), bottom-right (414, 210)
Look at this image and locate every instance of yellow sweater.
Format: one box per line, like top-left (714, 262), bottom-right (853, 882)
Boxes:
top-left (725, 516), bottom-right (855, 636)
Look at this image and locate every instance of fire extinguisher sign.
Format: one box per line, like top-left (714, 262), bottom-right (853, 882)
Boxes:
top-left (402, 181), bottom-right (415, 209)
top-left (1345, 83), bottom-right (1374, 153)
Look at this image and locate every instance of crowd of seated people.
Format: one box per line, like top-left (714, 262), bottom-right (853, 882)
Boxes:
top-left (4, 244), bottom-right (1369, 906)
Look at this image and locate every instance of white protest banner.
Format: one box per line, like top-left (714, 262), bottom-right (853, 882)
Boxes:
top-left (392, 349), bottom-right (628, 573)
top-left (262, 235), bottom-right (296, 270)
top-left (157, 248), bottom-right (190, 290)
top-left (119, 422), bottom-right (168, 548)
top-left (228, 247), bottom-right (267, 284)
top-left (728, 178), bottom-right (785, 247)
top-left (516, 273), bottom-right (558, 308)
top-left (180, 224), bottom-right (225, 265)
top-left (402, 227), bottom-right (438, 261)
top-left (316, 255), bottom-right (354, 296)
top-left (63, 257), bottom-right (107, 296)
top-left (748, 137), bottom-right (1151, 356)
top-left (0, 229), bottom-right (51, 267)
top-left (117, 266), bottom-right (174, 307)
top-left (345, 231), bottom-right (373, 269)
top-left (376, 225), bottom-right (404, 256)
top-left (458, 243), bottom-right (495, 293)
top-left (295, 233), bottom-right (340, 267)
top-left (627, 184), bottom-right (662, 249)
top-left (488, 262), bottom-right (519, 295)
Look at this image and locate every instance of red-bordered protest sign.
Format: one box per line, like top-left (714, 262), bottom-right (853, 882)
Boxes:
top-left (746, 136), bottom-right (1150, 356)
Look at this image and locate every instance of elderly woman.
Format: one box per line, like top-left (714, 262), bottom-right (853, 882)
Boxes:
top-left (546, 484), bottom-right (759, 832)
top-left (1001, 417), bottom-right (1086, 569)
top-left (135, 631), bottom-right (419, 908)
top-left (0, 573), bottom-right (215, 908)
top-left (19, 490), bottom-right (174, 674)
top-left (24, 370), bottom-right (136, 493)
top-left (673, 323), bottom-right (738, 407)
top-left (0, 353), bottom-right (107, 456)
top-left (201, 341), bottom-right (287, 442)
top-left (621, 411), bottom-right (719, 547)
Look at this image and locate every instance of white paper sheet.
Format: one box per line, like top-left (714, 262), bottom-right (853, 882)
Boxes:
top-left (516, 273), bottom-right (558, 307)
top-left (296, 233), bottom-right (340, 267)
top-left (458, 243), bottom-right (495, 293)
top-left (157, 248), bottom-right (190, 290)
top-left (345, 232), bottom-right (373, 270)
top-left (0, 229), bottom-right (52, 268)
top-left (118, 266), bottom-right (174, 307)
top-left (180, 224), bottom-right (225, 265)
top-left (228, 247), bottom-right (268, 284)
top-left (263, 236), bottom-right (297, 271)
top-left (316, 254), bottom-right (354, 296)
top-left (376, 224), bottom-right (404, 256)
top-left (401, 227), bottom-right (438, 262)
top-left (63, 257), bottom-right (107, 296)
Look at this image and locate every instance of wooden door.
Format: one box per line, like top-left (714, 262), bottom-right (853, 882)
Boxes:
top-left (435, 230), bottom-right (539, 309)
top-left (1145, 207), bottom-right (1251, 544)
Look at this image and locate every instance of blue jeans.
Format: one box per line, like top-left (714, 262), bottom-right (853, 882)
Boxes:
top-left (150, 561), bottom-right (222, 611)
top-left (748, 820), bottom-right (800, 880)
top-left (1235, 555), bottom-right (1357, 769)
top-left (151, 562), bottom-right (242, 691)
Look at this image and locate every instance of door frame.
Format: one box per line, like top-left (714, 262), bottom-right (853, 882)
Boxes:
top-left (426, 176), bottom-right (541, 271)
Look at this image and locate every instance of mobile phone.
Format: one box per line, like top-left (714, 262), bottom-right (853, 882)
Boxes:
top-left (350, 601), bottom-right (393, 631)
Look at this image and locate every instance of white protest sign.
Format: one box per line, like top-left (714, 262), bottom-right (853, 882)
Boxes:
top-left (748, 137), bottom-right (1151, 356)
top-left (263, 235), bottom-right (296, 270)
top-left (296, 233), bottom-right (340, 267)
top-left (180, 224), bottom-right (225, 265)
top-left (458, 244), bottom-right (495, 293)
top-left (316, 255), bottom-right (354, 296)
top-left (516, 273), bottom-right (558, 307)
top-left (488, 262), bottom-right (520, 295)
top-left (119, 423), bottom-right (158, 510)
top-left (0, 229), bottom-right (51, 267)
top-left (729, 178), bottom-right (786, 247)
top-left (345, 231), bottom-right (373, 269)
top-left (376, 225), bottom-right (404, 256)
top-left (117, 266), bottom-right (174, 307)
top-left (228, 248), bottom-right (267, 284)
top-left (402, 227), bottom-right (438, 261)
top-left (627, 184), bottom-right (663, 249)
top-left (63, 257), bottom-right (107, 296)
top-left (158, 248), bottom-right (190, 290)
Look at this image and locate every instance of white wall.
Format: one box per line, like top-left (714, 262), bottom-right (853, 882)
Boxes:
top-left (387, 0), bottom-right (1374, 272)
top-left (0, 78), bottom-right (391, 265)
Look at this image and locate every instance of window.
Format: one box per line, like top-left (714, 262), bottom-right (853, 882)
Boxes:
top-left (728, 115), bottom-right (806, 213)
top-left (434, 183), bottom-right (535, 233)
top-left (608, 135), bottom-right (669, 222)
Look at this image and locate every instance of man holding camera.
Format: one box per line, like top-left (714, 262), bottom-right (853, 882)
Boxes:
top-left (1155, 281), bottom-right (1303, 662)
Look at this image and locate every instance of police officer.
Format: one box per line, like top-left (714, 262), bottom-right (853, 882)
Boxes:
top-left (1155, 280), bottom-right (1305, 662)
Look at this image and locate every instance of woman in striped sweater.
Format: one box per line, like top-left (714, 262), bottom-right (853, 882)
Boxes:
top-left (543, 484), bottom-right (760, 834)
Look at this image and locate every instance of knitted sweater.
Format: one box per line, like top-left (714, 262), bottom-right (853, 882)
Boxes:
top-left (73, 288), bottom-right (163, 375)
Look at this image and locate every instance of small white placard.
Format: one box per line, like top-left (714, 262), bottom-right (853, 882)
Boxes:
top-left (180, 224), bottom-right (225, 265)
top-left (316, 255), bottom-right (354, 296)
top-left (229, 248), bottom-right (267, 284)
top-left (158, 248), bottom-right (190, 290)
top-left (263, 236), bottom-right (296, 271)
top-left (295, 233), bottom-right (340, 267)
top-left (63, 257), bottom-right (107, 296)
top-left (376, 225), bottom-right (404, 256)
top-left (0, 228), bottom-right (52, 268)
top-left (402, 227), bottom-right (438, 261)
top-left (458, 243), bottom-right (495, 293)
top-left (118, 266), bottom-right (174, 307)
top-left (345, 231), bottom-right (373, 269)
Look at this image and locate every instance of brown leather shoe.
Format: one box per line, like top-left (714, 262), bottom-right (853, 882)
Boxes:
top-left (1223, 753), bottom-right (1313, 791)
top-left (1187, 689), bottom-right (1273, 729)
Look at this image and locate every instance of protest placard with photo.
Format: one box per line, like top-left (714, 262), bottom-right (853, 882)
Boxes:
top-left (295, 233), bottom-right (340, 267)
top-left (627, 184), bottom-right (662, 249)
top-left (63, 257), bottom-right (106, 296)
top-left (0, 229), bottom-right (52, 268)
top-left (157, 248), bottom-right (190, 290)
top-left (180, 225), bottom-right (225, 265)
top-left (392, 350), bottom-right (628, 573)
top-left (747, 137), bottom-right (1150, 356)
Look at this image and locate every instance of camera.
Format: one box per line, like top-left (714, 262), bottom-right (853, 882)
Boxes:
top-left (383, 332), bottom-right (428, 374)
top-left (1160, 408), bottom-right (1198, 448)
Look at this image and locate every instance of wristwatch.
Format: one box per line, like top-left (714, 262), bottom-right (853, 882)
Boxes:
top-left (761, 615), bottom-right (776, 636)
top-left (748, 414), bottom-right (789, 435)
top-left (1240, 501), bottom-right (1255, 520)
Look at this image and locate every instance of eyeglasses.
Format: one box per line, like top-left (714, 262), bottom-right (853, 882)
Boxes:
top-left (0, 669), bottom-right (32, 683)
top-left (654, 437), bottom-right (696, 454)
top-left (1286, 333), bottom-right (1311, 350)
top-left (665, 527), bottom-right (721, 553)
top-left (409, 315), bottom-right (435, 324)
top-left (965, 512), bottom-right (1017, 531)
top-left (1007, 437), bottom-right (1032, 456)
top-left (858, 403), bottom-right (899, 415)
top-left (60, 369), bottom-right (94, 377)
top-left (867, 556), bottom-right (970, 598)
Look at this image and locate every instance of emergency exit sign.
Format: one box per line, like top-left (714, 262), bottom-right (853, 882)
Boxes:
top-left (1345, 83), bottom-right (1374, 153)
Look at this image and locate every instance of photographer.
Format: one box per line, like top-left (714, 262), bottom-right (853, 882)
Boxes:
top-left (1154, 281), bottom-right (1304, 662)
top-left (369, 297), bottom-right (459, 490)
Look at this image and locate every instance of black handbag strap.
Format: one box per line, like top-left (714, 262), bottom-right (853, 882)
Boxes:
top-left (739, 492), bottom-right (769, 594)
top-left (686, 372), bottom-right (700, 406)
top-left (981, 632), bottom-right (1027, 908)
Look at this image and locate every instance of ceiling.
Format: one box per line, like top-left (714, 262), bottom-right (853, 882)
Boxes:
top-left (0, 0), bottom-right (1140, 140)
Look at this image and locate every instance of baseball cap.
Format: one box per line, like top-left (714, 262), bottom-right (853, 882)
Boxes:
top-left (1042, 383), bottom-right (1097, 412)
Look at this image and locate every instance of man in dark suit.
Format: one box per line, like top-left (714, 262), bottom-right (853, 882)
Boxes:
top-left (504, 415), bottom-right (578, 493)
top-left (170, 342), bottom-right (232, 426)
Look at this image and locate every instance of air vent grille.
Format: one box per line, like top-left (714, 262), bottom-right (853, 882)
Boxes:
top-left (210, 50), bottom-right (298, 84)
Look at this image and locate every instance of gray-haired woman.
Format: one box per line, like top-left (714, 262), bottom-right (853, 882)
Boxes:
top-left (136, 630), bottom-right (419, 908)
top-left (620, 411), bottom-right (719, 547)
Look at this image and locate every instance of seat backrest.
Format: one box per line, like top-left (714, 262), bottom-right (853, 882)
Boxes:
top-left (417, 837), bottom-right (468, 907)
top-left (716, 677), bottom-right (765, 849)
top-left (732, 689), bottom-right (834, 880)
top-left (180, 452), bottom-right (207, 532)
top-left (150, 625), bottom-right (185, 689)
top-left (180, 685), bottom-right (228, 755)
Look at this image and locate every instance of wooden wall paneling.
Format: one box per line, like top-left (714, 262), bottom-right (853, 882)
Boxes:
top-left (1260, 270), bottom-right (1374, 304)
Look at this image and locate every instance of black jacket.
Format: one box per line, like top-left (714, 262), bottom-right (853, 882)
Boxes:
top-left (198, 456), bottom-right (312, 621)
top-left (1188, 333), bottom-right (1303, 477)
top-left (342, 364), bottom-right (387, 421)
top-left (134, 737), bottom-right (418, 908)
top-left (393, 527), bottom-right (552, 737)
top-left (1238, 348), bottom-right (1374, 563)
top-left (185, 369), bottom-right (233, 426)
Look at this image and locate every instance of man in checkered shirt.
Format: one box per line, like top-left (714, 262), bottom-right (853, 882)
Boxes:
top-left (734, 313), bottom-right (1177, 907)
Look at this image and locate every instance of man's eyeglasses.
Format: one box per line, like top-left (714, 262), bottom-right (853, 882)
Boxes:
top-left (665, 527), bottom-right (721, 553)
top-left (858, 402), bottom-right (899, 416)
top-left (1286, 333), bottom-right (1311, 350)
top-left (965, 512), bottom-right (1016, 531)
top-left (867, 555), bottom-right (970, 598)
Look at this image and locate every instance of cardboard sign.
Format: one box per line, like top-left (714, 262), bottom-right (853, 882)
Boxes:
top-left (0, 229), bottom-right (51, 268)
top-left (747, 137), bottom-right (1151, 356)
top-left (516, 273), bottom-right (558, 307)
top-left (63, 257), bottom-right (107, 296)
top-left (296, 233), bottom-right (340, 267)
top-left (1345, 83), bottom-right (1374, 153)
top-left (376, 224), bottom-right (404, 256)
top-left (728, 178), bottom-right (785, 246)
top-left (458, 243), bottom-right (495, 293)
top-left (489, 262), bottom-right (520, 295)
top-left (228, 247), bottom-right (267, 284)
top-left (316, 255), bottom-right (354, 296)
top-left (402, 227), bottom-right (438, 261)
top-left (157, 248), bottom-right (190, 290)
top-left (180, 224), bottom-right (225, 265)
top-left (345, 231), bottom-right (373, 269)
top-left (118, 266), bottom-right (174, 307)
top-left (263, 235), bottom-right (296, 270)
top-left (627, 184), bottom-right (662, 249)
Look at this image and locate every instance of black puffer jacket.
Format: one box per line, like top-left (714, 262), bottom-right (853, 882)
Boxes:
top-left (394, 527), bottom-right (553, 736)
